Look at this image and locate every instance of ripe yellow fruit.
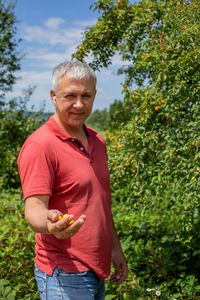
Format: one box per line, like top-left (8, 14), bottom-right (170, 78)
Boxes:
top-left (58, 214), bottom-right (75, 225)
top-left (117, 1), bottom-right (123, 8)
top-left (155, 106), bottom-right (159, 111)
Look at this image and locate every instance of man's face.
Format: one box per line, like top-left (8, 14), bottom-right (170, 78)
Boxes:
top-left (52, 74), bottom-right (96, 131)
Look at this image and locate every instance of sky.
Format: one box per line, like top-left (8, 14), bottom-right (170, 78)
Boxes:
top-left (10, 0), bottom-right (127, 112)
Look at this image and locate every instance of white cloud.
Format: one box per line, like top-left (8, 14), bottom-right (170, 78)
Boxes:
top-left (111, 52), bottom-right (130, 66)
top-left (21, 23), bottom-right (83, 46)
top-left (93, 89), bottom-right (121, 111)
top-left (97, 87), bottom-right (103, 94)
top-left (97, 69), bottom-right (119, 83)
top-left (19, 70), bottom-right (51, 87)
top-left (23, 48), bottom-right (71, 69)
top-left (7, 70), bottom-right (52, 106)
top-left (20, 16), bottom-right (94, 47)
top-left (44, 17), bottom-right (66, 30)
top-left (73, 19), bottom-right (97, 27)
top-left (11, 17), bottom-right (128, 112)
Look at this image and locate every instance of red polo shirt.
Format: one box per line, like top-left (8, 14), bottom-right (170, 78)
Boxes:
top-left (17, 116), bottom-right (112, 280)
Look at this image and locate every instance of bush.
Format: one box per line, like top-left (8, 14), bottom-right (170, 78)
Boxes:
top-left (0, 107), bottom-right (47, 189)
top-left (0, 189), bottom-right (39, 299)
top-left (74, 0), bottom-right (200, 298)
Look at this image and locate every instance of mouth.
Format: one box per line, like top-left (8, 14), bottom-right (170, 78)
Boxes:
top-left (72, 112), bottom-right (83, 114)
top-left (70, 112), bottom-right (84, 117)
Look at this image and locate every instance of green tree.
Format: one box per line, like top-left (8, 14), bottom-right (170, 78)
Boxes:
top-left (86, 108), bottom-right (110, 132)
top-left (108, 99), bottom-right (133, 129)
top-left (74, 0), bottom-right (200, 298)
top-left (0, 3), bottom-right (43, 298)
top-left (0, 87), bottom-right (45, 189)
top-left (0, 0), bottom-right (21, 104)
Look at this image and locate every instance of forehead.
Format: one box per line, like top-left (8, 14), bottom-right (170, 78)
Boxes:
top-left (57, 74), bottom-right (95, 92)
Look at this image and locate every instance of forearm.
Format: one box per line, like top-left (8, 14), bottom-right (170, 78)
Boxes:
top-left (111, 216), bottom-right (123, 253)
top-left (25, 195), bottom-right (50, 234)
top-left (110, 214), bottom-right (127, 283)
top-left (24, 195), bottom-right (86, 239)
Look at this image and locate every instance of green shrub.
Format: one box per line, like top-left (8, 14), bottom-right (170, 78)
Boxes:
top-left (0, 189), bottom-right (39, 299)
top-left (75, 0), bottom-right (200, 298)
top-left (0, 108), bottom-right (47, 189)
top-left (105, 85), bottom-right (200, 298)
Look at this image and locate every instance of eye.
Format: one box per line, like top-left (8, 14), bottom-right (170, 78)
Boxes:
top-left (82, 94), bottom-right (91, 99)
top-left (65, 93), bottom-right (75, 99)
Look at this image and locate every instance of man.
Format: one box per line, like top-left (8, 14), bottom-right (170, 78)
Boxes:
top-left (18, 61), bottom-right (127, 300)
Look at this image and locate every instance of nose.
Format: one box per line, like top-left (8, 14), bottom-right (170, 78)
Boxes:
top-left (73, 97), bottom-right (84, 109)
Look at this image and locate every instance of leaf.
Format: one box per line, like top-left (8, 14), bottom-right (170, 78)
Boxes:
top-left (7, 293), bottom-right (15, 300)
top-left (105, 295), bottom-right (116, 300)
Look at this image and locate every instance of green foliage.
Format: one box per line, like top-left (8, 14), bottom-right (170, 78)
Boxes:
top-left (109, 99), bottom-right (133, 129)
top-left (0, 0), bottom-right (21, 102)
top-left (0, 88), bottom-right (47, 189)
top-left (1, 0), bottom-right (200, 298)
top-left (0, 3), bottom-right (40, 297)
top-left (86, 101), bottom-right (130, 132)
top-left (0, 189), bottom-right (39, 299)
top-left (86, 108), bottom-right (110, 132)
top-left (74, 0), bottom-right (200, 298)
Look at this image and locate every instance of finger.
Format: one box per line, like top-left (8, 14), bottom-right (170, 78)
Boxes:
top-left (48, 215), bottom-right (86, 238)
top-left (110, 272), bottom-right (121, 282)
top-left (47, 210), bottom-right (62, 222)
top-left (110, 265), bottom-right (127, 284)
top-left (110, 274), bottom-right (122, 284)
top-left (66, 215), bottom-right (86, 233)
top-left (47, 214), bottom-right (73, 234)
top-left (77, 214), bottom-right (86, 224)
top-left (59, 214), bottom-right (75, 227)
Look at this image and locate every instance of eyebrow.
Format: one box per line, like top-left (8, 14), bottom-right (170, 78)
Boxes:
top-left (64, 89), bottom-right (93, 95)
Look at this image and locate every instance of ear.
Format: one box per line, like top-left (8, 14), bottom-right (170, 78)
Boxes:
top-left (50, 90), bottom-right (56, 106)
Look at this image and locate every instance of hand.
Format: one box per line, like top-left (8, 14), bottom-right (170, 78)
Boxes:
top-left (110, 249), bottom-right (127, 284)
top-left (46, 210), bottom-right (86, 239)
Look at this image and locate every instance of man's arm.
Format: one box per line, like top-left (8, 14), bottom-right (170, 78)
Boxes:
top-left (25, 195), bottom-right (86, 239)
top-left (110, 215), bottom-right (127, 284)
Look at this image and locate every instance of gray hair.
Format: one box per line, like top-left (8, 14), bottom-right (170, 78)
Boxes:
top-left (52, 60), bottom-right (97, 92)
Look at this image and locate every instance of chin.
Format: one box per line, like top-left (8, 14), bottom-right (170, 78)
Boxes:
top-left (69, 119), bottom-right (85, 127)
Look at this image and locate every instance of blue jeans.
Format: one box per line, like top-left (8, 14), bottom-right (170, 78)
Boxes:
top-left (34, 264), bottom-right (105, 300)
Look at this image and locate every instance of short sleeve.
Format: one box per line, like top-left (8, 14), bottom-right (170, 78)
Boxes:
top-left (17, 140), bottom-right (55, 200)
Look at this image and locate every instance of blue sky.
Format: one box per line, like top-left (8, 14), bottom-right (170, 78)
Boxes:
top-left (11, 0), bottom-right (127, 112)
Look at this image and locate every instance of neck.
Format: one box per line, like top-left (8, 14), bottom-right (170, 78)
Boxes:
top-left (53, 114), bottom-right (85, 138)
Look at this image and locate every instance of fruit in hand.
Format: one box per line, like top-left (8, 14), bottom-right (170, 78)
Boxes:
top-left (58, 214), bottom-right (75, 225)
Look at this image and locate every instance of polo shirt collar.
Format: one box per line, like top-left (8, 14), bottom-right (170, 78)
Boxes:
top-left (46, 116), bottom-right (91, 140)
